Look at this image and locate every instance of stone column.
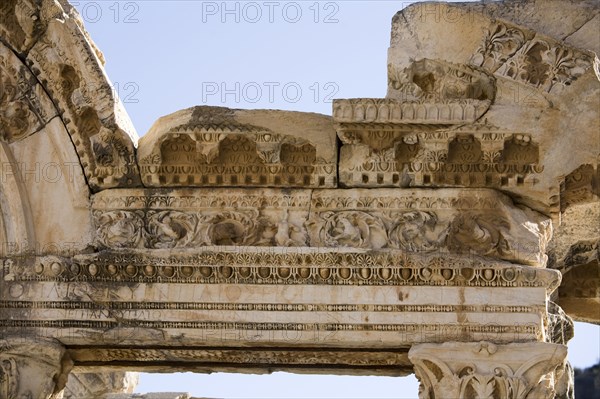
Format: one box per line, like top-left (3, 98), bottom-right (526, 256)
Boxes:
top-left (0, 337), bottom-right (72, 399)
top-left (409, 341), bottom-right (567, 399)
top-left (63, 371), bottom-right (139, 399)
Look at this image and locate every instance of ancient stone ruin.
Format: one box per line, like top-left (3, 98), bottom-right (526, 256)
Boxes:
top-left (0, 0), bottom-right (598, 397)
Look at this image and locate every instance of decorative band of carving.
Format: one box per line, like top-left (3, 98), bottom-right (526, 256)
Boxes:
top-left (89, 188), bottom-right (551, 267)
top-left (0, 319), bottom-right (540, 336)
top-left (333, 98), bottom-right (491, 125)
top-left (69, 347), bottom-right (413, 371)
top-left (2, 251), bottom-right (561, 291)
top-left (0, 301), bottom-right (540, 315)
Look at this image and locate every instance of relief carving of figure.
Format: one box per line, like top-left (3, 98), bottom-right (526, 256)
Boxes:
top-left (274, 210), bottom-right (308, 247)
top-left (389, 211), bottom-right (441, 252)
top-left (203, 211), bottom-right (260, 246)
top-left (308, 211), bottom-right (388, 249)
top-left (146, 211), bottom-right (199, 249)
top-left (94, 210), bottom-right (144, 248)
top-left (446, 212), bottom-right (510, 257)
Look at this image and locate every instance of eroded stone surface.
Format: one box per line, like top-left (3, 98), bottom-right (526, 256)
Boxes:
top-left (138, 106), bottom-right (337, 188)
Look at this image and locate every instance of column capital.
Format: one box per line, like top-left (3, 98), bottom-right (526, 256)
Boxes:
top-left (409, 341), bottom-right (567, 399)
top-left (0, 336), bottom-right (72, 399)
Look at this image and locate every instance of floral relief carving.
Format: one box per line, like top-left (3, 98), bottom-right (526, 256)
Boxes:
top-left (470, 22), bottom-right (530, 72)
top-left (472, 22), bottom-right (594, 92)
top-left (205, 210), bottom-right (260, 246)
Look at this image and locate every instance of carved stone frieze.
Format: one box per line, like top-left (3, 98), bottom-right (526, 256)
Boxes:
top-left (335, 122), bottom-right (544, 189)
top-left (0, 42), bottom-right (57, 142)
top-left (387, 58), bottom-right (496, 105)
top-left (2, 250), bottom-right (562, 290)
top-left (138, 106), bottom-right (337, 188)
top-left (91, 188), bottom-right (551, 266)
top-left (333, 97), bottom-right (491, 126)
top-left (70, 347), bottom-right (413, 376)
top-left (92, 188), bottom-right (311, 249)
top-left (409, 341), bottom-right (568, 399)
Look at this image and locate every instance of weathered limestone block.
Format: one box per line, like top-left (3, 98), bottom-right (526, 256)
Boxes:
top-left (556, 240), bottom-right (600, 324)
top-left (409, 341), bottom-right (567, 399)
top-left (7, 117), bottom-right (94, 256)
top-left (138, 106), bottom-right (337, 188)
top-left (64, 371), bottom-right (139, 399)
top-left (0, 337), bottom-right (72, 399)
top-left (336, 0), bottom-right (600, 219)
top-left (546, 201), bottom-right (599, 324)
top-left (91, 188), bottom-right (551, 266)
top-left (1, 0), bottom-right (141, 190)
top-left (0, 141), bottom-right (34, 255)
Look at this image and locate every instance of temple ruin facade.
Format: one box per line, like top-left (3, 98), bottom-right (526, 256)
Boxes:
top-left (0, 0), bottom-right (598, 397)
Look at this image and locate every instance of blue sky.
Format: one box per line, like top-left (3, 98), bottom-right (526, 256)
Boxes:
top-left (71, 1), bottom-right (600, 396)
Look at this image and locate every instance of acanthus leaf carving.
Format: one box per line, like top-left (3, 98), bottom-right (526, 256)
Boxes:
top-left (409, 342), bottom-right (568, 399)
